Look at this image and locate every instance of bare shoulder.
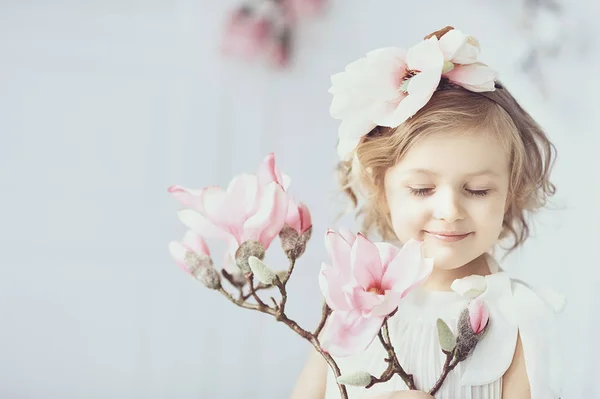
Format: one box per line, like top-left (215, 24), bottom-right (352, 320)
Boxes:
top-left (289, 347), bottom-right (328, 399)
top-left (502, 332), bottom-right (531, 399)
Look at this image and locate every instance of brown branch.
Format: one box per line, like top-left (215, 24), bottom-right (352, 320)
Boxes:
top-left (314, 301), bottom-right (331, 338)
top-left (378, 319), bottom-right (416, 390)
top-left (217, 283), bottom-right (348, 398)
top-left (428, 350), bottom-right (458, 396)
top-left (247, 275), bottom-right (268, 308)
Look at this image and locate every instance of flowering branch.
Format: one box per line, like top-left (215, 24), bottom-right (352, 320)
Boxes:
top-left (216, 254), bottom-right (349, 398)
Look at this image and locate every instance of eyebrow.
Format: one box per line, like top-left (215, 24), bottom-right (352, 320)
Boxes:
top-left (404, 168), bottom-right (501, 177)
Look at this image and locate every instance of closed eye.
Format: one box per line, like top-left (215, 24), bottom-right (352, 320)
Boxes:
top-left (408, 187), bottom-right (434, 197)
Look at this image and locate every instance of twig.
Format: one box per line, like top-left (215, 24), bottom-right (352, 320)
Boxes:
top-left (314, 301), bottom-right (331, 337)
top-left (216, 285), bottom-right (348, 398)
top-left (380, 319), bottom-right (416, 390)
top-left (428, 349), bottom-right (458, 396)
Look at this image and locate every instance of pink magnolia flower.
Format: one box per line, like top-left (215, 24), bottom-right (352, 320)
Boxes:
top-left (257, 153), bottom-right (311, 235)
top-left (329, 36), bottom-right (444, 159)
top-left (171, 175), bottom-right (288, 252)
top-left (467, 297), bottom-right (489, 335)
top-left (257, 153), bottom-right (291, 189)
top-left (285, 198), bottom-right (311, 235)
top-left (285, 0), bottom-right (325, 18)
top-left (318, 231), bottom-right (434, 356)
top-left (168, 230), bottom-right (211, 275)
top-left (221, 7), bottom-right (272, 59)
top-left (169, 154), bottom-right (292, 252)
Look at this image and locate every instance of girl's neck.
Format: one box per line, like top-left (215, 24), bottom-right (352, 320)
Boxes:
top-left (422, 253), bottom-right (492, 291)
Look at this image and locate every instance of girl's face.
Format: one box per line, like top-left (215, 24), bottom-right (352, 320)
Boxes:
top-left (384, 130), bottom-right (510, 270)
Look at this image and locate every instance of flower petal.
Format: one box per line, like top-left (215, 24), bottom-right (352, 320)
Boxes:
top-left (382, 239), bottom-right (431, 294)
top-left (298, 203), bottom-right (312, 234)
top-left (284, 196), bottom-right (302, 233)
top-left (377, 70), bottom-right (440, 127)
top-left (325, 230), bottom-right (353, 279)
top-left (168, 185), bottom-right (204, 211)
top-left (351, 233), bottom-right (383, 290)
top-left (319, 310), bottom-right (384, 357)
top-left (178, 209), bottom-right (239, 244)
top-left (182, 230), bottom-right (211, 256)
top-left (406, 36), bottom-right (444, 72)
top-left (371, 290), bottom-right (403, 317)
top-left (319, 262), bottom-right (352, 311)
top-left (243, 182), bottom-right (288, 248)
top-left (168, 241), bottom-right (190, 274)
top-left (444, 63), bottom-right (497, 92)
top-left (451, 275), bottom-right (487, 298)
top-left (438, 28), bottom-right (467, 61)
top-left (348, 287), bottom-right (385, 314)
top-left (257, 153), bottom-right (287, 188)
top-left (374, 242), bottom-right (401, 277)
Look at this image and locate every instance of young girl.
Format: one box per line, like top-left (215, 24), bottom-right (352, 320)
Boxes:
top-left (289, 27), bottom-right (563, 399)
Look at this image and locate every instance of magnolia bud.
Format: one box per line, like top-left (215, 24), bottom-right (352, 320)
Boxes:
top-left (198, 267), bottom-right (221, 290)
top-left (248, 256), bottom-right (277, 285)
top-left (184, 251), bottom-right (213, 276)
top-left (455, 301), bottom-right (490, 361)
top-left (279, 225), bottom-right (312, 259)
top-left (337, 371), bottom-right (373, 387)
top-left (279, 225), bottom-right (299, 253)
top-left (235, 240), bottom-right (265, 273)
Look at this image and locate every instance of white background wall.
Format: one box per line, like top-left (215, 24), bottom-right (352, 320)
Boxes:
top-left (1, 1), bottom-right (598, 398)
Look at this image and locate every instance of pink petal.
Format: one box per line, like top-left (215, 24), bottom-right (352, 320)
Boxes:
top-left (406, 36), bottom-right (444, 72)
top-left (351, 233), bottom-right (384, 291)
top-left (381, 239), bottom-right (426, 292)
top-left (178, 209), bottom-right (240, 244)
top-left (182, 230), bottom-right (210, 256)
top-left (349, 286), bottom-right (385, 314)
top-left (444, 63), bottom-right (497, 92)
top-left (298, 203), bottom-right (312, 234)
top-left (374, 242), bottom-right (401, 277)
top-left (319, 262), bottom-right (352, 311)
top-left (338, 228), bottom-right (356, 246)
top-left (167, 185), bottom-right (205, 212)
top-left (468, 298), bottom-right (489, 333)
top-left (168, 241), bottom-right (191, 274)
top-left (257, 153), bottom-right (288, 189)
top-left (325, 230), bottom-right (353, 278)
top-left (371, 290), bottom-right (403, 317)
top-left (284, 197), bottom-right (302, 233)
top-left (244, 182), bottom-right (288, 249)
top-left (319, 310), bottom-right (384, 357)
top-left (383, 70), bottom-right (440, 127)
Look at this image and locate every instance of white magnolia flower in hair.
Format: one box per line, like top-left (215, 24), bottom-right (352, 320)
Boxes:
top-left (329, 26), bottom-right (498, 161)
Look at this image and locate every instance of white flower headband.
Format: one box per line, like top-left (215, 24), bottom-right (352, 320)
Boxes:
top-left (329, 26), bottom-right (498, 161)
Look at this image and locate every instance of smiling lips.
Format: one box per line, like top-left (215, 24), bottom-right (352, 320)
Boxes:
top-left (425, 231), bottom-right (473, 242)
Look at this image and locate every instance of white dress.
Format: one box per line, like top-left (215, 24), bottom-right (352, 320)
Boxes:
top-left (324, 255), bottom-right (564, 399)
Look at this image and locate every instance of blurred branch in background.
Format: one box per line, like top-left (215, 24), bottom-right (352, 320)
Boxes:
top-left (219, 0), bottom-right (326, 69)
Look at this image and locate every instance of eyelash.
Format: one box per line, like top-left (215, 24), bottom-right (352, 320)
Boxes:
top-left (408, 188), bottom-right (490, 197)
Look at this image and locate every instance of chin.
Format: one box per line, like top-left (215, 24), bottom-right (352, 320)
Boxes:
top-left (423, 242), bottom-right (478, 270)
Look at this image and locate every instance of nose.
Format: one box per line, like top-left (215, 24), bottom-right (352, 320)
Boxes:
top-left (432, 187), bottom-right (465, 223)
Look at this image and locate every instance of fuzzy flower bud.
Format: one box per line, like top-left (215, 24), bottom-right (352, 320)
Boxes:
top-left (337, 371), bottom-right (373, 387)
top-left (184, 251), bottom-right (213, 277)
top-left (455, 298), bottom-right (490, 361)
top-left (235, 240), bottom-right (266, 273)
top-left (248, 256), bottom-right (277, 285)
top-left (198, 267), bottom-right (221, 290)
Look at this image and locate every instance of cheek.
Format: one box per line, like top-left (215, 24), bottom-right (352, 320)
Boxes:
top-left (388, 198), bottom-right (429, 239)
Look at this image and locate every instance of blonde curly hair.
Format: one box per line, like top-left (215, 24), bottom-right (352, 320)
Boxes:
top-left (336, 83), bottom-right (556, 253)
